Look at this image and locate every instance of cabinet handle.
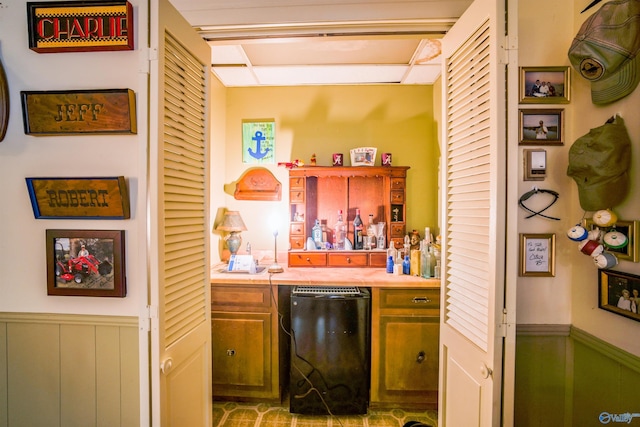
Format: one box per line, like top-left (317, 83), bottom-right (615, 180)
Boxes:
top-left (346, 257), bottom-right (351, 263)
top-left (412, 297), bottom-right (431, 304)
top-left (416, 351), bottom-right (426, 364)
top-left (226, 349), bottom-right (236, 356)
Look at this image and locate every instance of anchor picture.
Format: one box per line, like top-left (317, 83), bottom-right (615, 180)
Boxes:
top-left (242, 120), bottom-right (275, 164)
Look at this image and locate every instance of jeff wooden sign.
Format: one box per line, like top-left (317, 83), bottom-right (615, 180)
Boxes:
top-left (27, 1), bottom-right (134, 53)
top-left (21, 89), bottom-right (137, 135)
top-left (26, 177), bottom-right (130, 219)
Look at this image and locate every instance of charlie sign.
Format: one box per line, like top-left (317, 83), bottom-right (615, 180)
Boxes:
top-left (27, 1), bottom-right (134, 53)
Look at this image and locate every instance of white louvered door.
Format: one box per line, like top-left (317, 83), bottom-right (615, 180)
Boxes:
top-left (149, 0), bottom-right (211, 425)
top-left (438, 0), bottom-right (514, 425)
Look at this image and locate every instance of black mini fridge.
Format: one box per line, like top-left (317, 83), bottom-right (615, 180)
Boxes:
top-left (289, 286), bottom-right (370, 415)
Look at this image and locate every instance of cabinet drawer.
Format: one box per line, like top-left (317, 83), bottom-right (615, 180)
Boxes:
top-left (379, 289), bottom-right (440, 310)
top-left (369, 252), bottom-right (387, 267)
top-left (290, 190), bottom-right (305, 203)
top-left (290, 237), bottom-right (305, 250)
top-left (290, 222), bottom-right (304, 235)
top-left (288, 252), bottom-right (327, 266)
top-left (390, 223), bottom-right (405, 237)
top-left (328, 253), bottom-right (368, 267)
top-left (390, 177), bottom-right (405, 190)
top-left (290, 177), bottom-right (305, 190)
top-left (390, 190), bottom-right (404, 204)
top-left (211, 285), bottom-right (271, 310)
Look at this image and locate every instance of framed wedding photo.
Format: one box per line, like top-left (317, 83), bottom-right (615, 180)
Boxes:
top-left (599, 269), bottom-right (640, 323)
top-left (519, 109), bottom-right (564, 145)
top-left (519, 66), bottom-right (570, 104)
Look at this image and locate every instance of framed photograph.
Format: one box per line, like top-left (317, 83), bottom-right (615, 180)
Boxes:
top-left (519, 233), bottom-right (556, 277)
top-left (519, 109), bottom-right (564, 145)
top-left (519, 66), bottom-right (571, 104)
top-left (350, 147), bottom-right (377, 166)
top-left (599, 269), bottom-right (640, 322)
top-left (46, 229), bottom-right (126, 297)
top-left (583, 219), bottom-right (639, 262)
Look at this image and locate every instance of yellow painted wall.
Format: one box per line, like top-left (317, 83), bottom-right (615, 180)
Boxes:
top-left (211, 85), bottom-right (440, 258)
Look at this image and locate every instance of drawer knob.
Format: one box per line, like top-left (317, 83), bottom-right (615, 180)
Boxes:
top-left (346, 257), bottom-right (351, 263)
top-left (412, 297), bottom-right (431, 304)
top-left (416, 351), bottom-right (426, 364)
top-left (226, 349), bottom-right (236, 356)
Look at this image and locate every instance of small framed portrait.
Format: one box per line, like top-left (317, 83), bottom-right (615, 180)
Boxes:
top-left (583, 219), bottom-right (639, 262)
top-left (519, 109), bottom-right (564, 145)
top-left (599, 269), bottom-right (640, 322)
top-left (519, 233), bottom-right (556, 277)
top-left (519, 66), bottom-right (571, 104)
top-left (46, 229), bottom-right (126, 297)
top-left (350, 147), bottom-right (377, 166)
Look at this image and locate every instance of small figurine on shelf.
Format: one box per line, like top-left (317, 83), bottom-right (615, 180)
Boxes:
top-left (310, 153), bottom-right (317, 166)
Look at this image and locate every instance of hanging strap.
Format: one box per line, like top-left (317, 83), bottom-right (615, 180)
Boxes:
top-left (519, 188), bottom-right (561, 221)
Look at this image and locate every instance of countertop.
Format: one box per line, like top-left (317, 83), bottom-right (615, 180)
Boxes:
top-left (211, 263), bottom-right (441, 289)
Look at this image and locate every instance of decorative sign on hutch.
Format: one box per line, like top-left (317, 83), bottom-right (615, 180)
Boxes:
top-left (21, 89), bottom-right (137, 135)
top-left (27, 1), bottom-right (134, 53)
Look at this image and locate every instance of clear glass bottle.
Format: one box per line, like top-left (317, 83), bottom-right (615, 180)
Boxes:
top-left (434, 260), bottom-right (441, 278)
top-left (332, 209), bottom-right (346, 250)
top-left (421, 242), bottom-right (432, 278)
top-left (312, 219), bottom-right (323, 249)
top-left (366, 214), bottom-right (377, 249)
top-left (353, 209), bottom-right (364, 250)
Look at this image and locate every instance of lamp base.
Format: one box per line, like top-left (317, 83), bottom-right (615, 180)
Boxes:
top-left (268, 263), bottom-right (284, 274)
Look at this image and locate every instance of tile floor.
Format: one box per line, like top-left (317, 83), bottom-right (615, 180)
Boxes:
top-left (213, 400), bottom-right (438, 427)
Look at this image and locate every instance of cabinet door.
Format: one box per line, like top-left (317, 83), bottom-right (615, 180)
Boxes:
top-left (372, 315), bottom-right (439, 407)
top-left (211, 312), bottom-right (274, 399)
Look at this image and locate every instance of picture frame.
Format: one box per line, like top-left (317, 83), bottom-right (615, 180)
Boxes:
top-left (582, 219), bottom-right (639, 262)
top-left (350, 147), bottom-right (377, 166)
top-left (242, 119), bottom-right (275, 164)
top-left (519, 66), bottom-right (571, 104)
top-left (46, 229), bottom-right (126, 297)
top-left (519, 233), bottom-right (556, 277)
top-left (599, 269), bottom-right (640, 322)
top-left (519, 109), bottom-right (564, 145)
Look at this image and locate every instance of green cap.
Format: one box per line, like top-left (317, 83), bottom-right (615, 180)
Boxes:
top-left (566, 115), bottom-right (631, 211)
top-left (568, 0), bottom-right (640, 105)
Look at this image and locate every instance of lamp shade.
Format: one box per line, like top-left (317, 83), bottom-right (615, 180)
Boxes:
top-left (216, 211), bottom-right (247, 232)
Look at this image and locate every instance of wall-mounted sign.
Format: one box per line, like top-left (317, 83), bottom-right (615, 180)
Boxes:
top-left (242, 120), bottom-right (275, 164)
top-left (26, 176), bottom-right (130, 219)
top-left (27, 1), bottom-right (134, 53)
top-left (21, 89), bottom-right (136, 135)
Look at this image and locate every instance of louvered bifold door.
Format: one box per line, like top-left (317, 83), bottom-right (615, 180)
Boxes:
top-left (149, 0), bottom-right (212, 424)
top-left (439, 0), bottom-right (507, 424)
top-left (162, 33), bottom-right (208, 347)
top-left (445, 21), bottom-right (492, 351)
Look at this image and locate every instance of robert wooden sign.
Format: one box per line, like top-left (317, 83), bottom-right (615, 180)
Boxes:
top-left (26, 177), bottom-right (130, 219)
top-left (21, 89), bottom-right (137, 135)
top-left (27, 1), bottom-right (134, 53)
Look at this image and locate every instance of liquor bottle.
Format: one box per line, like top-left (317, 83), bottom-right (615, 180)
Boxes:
top-left (312, 219), bottom-right (323, 249)
top-left (353, 209), bottom-right (364, 250)
top-left (333, 210), bottom-right (346, 250)
top-left (366, 214), bottom-right (377, 249)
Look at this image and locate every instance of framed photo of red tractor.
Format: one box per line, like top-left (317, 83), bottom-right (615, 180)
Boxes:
top-left (46, 229), bottom-right (126, 297)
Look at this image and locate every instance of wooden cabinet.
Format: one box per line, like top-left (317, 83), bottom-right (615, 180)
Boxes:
top-left (211, 284), bottom-right (287, 401)
top-left (370, 287), bottom-right (440, 408)
top-left (288, 166), bottom-right (409, 267)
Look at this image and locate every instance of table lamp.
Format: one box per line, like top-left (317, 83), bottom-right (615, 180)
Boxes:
top-left (216, 211), bottom-right (247, 258)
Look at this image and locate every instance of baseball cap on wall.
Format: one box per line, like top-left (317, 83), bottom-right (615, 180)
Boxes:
top-left (568, 0), bottom-right (640, 105)
top-left (566, 115), bottom-right (631, 211)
